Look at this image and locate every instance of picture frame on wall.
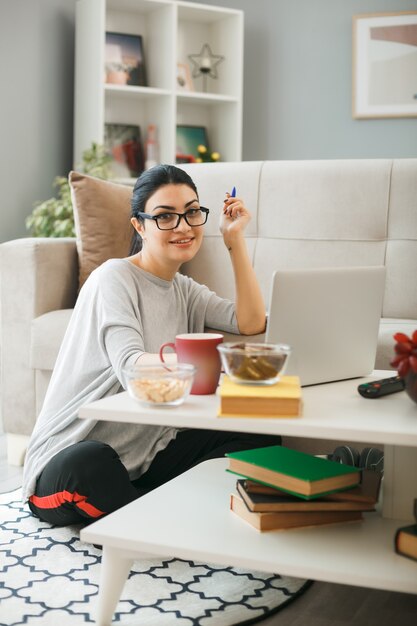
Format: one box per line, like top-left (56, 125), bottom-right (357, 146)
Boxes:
top-left (104, 123), bottom-right (145, 178)
top-left (176, 63), bottom-right (194, 92)
top-left (352, 12), bottom-right (417, 119)
top-left (105, 32), bottom-right (147, 87)
top-left (176, 125), bottom-right (209, 163)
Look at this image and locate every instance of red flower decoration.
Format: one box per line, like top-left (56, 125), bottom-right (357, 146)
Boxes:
top-left (390, 330), bottom-right (417, 378)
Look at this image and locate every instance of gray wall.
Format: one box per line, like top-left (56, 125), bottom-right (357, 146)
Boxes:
top-left (190, 0), bottom-right (417, 160)
top-left (0, 0), bottom-right (416, 243)
top-left (0, 0), bottom-right (75, 244)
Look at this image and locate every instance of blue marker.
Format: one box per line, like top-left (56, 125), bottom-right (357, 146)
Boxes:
top-left (230, 186), bottom-right (236, 197)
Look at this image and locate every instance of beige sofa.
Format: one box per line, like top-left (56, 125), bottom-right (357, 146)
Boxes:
top-left (1, 158), bottom-right (416, 465)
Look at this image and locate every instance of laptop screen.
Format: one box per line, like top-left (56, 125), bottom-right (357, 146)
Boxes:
top-left (265, 266), bottom-right (386, 386)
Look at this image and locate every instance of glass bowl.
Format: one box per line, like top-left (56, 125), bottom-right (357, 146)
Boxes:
top-left (124, 363), bottom-right (196, 407)
top-left (217, 342), bottom-right (291, 385)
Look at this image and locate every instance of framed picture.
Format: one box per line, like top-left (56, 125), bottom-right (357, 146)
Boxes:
top-left (176, 63), bottom-right (194, 92)
top-left (104, 123), bottom-right (145, 177)
top-left (176, 125), bottom-right (208, 163)
top-left (352, 12), bottom-right (417, 118)
top-left (105, 32), bottom-right (147, 87)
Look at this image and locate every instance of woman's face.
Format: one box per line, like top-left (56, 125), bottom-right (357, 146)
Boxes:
top-left (136, 183), bottom-right (205, 267)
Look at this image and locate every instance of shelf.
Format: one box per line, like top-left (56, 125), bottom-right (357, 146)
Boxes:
top-left (107, 0), bottom-right (166, 13)
top-left (79, 371), bottom-right (417, 447)
top-left (81, 458), bottom-right (417, 595)
top-left (177, 91), bottom-right (238, 104)
top-left (178, 3), bottom-right (236, 22)
top-left (104, 84), bottom-right (172, 98)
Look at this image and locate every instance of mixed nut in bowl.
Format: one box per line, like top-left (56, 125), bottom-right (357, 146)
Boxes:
top-left (217, 342), bottom-right (291, 385)
top-left (124, 364), bottom-right (196, 407)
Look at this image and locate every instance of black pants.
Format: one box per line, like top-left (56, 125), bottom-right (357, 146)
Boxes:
top-left (28, 429), bottom-right (281, 526)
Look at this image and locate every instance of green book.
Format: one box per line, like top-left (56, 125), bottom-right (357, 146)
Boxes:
top-left (226, 445), bottom-right (360, 500)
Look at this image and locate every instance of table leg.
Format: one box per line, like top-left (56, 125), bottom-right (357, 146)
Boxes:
top-left (383, 445), bottom-right (417, 522)
top-left (95, 546), bottom-right (134, 626)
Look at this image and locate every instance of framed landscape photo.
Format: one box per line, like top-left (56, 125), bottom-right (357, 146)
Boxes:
top-left (105, 32), bottom-right (147, 87)
top-left (352, 12), bottom-right (417, 118)
top-left (176, 63), bottom-right (194, 92)
top-left (104, 123), bottom-right (145, 178)
top-left (176, 125), bottom-right (208, 163)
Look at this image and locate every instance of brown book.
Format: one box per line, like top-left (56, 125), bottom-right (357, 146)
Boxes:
top-left (218, 375), bottom-right (302, 417)
top-left (236, 480), bottom-right (376, 513)
top-left (395, 524), bottom-right (417, 562)
top-left (230, 493), bottom-right (363, 532)
top-left (242, 469), bottom-right (381, 504)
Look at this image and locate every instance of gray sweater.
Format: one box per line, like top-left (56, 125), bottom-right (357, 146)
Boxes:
top-left (22, 259), bottom-right (238, 501)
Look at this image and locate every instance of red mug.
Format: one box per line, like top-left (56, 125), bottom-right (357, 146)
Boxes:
top-left (159, 333), bottom-right (224, 395)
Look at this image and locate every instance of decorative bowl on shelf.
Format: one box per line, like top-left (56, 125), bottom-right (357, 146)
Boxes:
top-left (217, 342), bottom-right (291, 385)
top-left (123, 364), bottom-right (196, 407)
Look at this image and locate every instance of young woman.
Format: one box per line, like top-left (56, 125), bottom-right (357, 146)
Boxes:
top-left (23, 165), bottom-right (281, 526)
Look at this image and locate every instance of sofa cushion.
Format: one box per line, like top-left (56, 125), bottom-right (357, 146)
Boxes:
top-left (69, 171), bottom-right (134, 289)
top-left (30, 309), bottom-right (74, 371)
top-left (258, 159), bottom-right (392, 241)
top-left (179, 161), bottom-right (262, 297)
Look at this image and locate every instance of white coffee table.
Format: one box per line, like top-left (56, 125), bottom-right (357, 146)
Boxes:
top-left (79, 371), bottom-right (417, 625)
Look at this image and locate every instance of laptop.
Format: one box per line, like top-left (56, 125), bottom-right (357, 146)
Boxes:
top-left (265, 266), bottom-right (386, 386)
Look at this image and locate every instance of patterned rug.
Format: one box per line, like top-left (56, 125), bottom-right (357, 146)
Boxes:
top-left (0, 489), bottom-right (312, 625)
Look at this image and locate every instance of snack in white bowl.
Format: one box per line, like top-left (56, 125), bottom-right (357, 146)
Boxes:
top-left (124, 363), bottom-right (196, 406)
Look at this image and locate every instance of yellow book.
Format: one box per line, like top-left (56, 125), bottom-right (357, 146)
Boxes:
top-left (218, 375), bottom-right (302, 418)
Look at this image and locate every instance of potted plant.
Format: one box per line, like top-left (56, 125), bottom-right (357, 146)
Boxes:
top-left (391, 331), bottom-right (417, 403)
top-left (195, 144), bottom-right (220, 163)
top-left (26, 143), bottom-right (111, 238)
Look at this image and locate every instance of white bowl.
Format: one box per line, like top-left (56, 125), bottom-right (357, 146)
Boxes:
top-left (124, 363), bottom-right (196, 407)
top-left (217, 342), bottom-right (291, 385)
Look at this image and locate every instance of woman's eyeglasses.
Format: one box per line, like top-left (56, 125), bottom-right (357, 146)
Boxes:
top-left (137, 207), bottom-right (209, 231)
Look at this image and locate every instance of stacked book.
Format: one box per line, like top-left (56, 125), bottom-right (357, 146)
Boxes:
top-left (218, 375), bottom-right (303, 418)
top-left (395, 525), bottom-right (417, 562)
top-left (394, 498), bottom-right (417, 562)
top-left (226, 445), bottom-right (382, 531)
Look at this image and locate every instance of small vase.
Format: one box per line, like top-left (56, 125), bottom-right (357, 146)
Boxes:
top-left (404, 371), bottom-right (417, 404)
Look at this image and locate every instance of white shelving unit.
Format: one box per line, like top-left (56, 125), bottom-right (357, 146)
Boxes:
top-left (74, 0), bottom-right (243, 173)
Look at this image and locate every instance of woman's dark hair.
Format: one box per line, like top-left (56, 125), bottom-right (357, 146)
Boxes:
top-left (129, 164), bottom-right (198, 254)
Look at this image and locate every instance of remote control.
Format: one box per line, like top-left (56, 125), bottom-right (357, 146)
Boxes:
top-left (358, 375), bottom-right (405, 398)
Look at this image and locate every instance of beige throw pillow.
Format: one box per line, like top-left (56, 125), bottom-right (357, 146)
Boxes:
top-left (69, 171), bottom-right (134, 289)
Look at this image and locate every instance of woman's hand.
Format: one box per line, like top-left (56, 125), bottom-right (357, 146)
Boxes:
top-left (219, 192), bottom-right (251, 248)
top-left (219, 193), bottom-right (266, 334)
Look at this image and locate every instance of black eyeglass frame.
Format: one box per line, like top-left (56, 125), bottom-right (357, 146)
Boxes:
top-left (136, 207), bottom-right (210, 230)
